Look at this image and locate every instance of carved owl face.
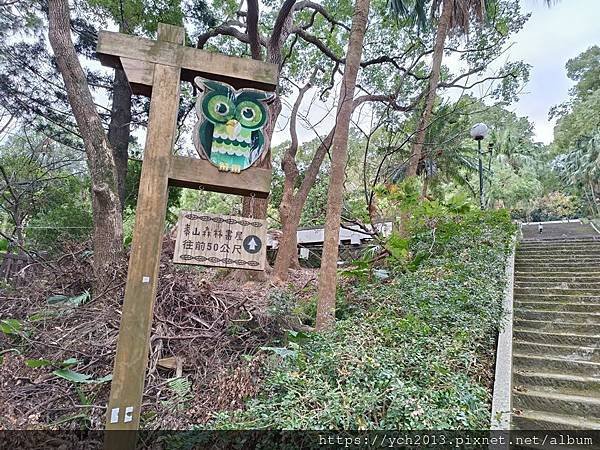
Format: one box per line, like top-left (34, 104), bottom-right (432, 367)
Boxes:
top-left (201, 82), bottom-right (267, 130)
top-left (194, 77), bottom-right (271, 173)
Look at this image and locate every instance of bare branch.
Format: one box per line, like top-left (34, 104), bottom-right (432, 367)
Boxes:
top-left (439, 72), bottom-right (517, 90)
top-left (246, 0), bottom-right (262, 60)
top-left (292, 27), bottom-right (343, 63)
top-left (295, 1), bottom-right (351, 31)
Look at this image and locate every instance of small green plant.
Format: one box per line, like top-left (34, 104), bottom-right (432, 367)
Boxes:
top-left (0, 318), bottom-right (22, 335)
top-left (47, 291), bottom-right (90, 308)
top-left (266, 288), bottom-right (296, 319)
top-left (25, 357), bottom-right (112, 384)
top-left (161, 377), bottom-right (193, 411)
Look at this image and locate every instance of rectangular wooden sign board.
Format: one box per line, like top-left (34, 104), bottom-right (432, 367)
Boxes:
top-left (173, 211), bottom-right (267, 271)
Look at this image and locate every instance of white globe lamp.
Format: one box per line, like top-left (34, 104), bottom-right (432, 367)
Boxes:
top-left (470, 123), bottom-right (489, 141)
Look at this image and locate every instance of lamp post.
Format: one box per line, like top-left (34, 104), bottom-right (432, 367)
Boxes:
top-left (470, 123), bottom-right (489, 210)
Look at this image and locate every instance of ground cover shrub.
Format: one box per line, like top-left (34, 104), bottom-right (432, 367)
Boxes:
top-left (203, 209), bottom-right (515, 430)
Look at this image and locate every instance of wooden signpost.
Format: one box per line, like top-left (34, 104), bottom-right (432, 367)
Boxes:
top-left (96, 23), bottom-right (277, 449)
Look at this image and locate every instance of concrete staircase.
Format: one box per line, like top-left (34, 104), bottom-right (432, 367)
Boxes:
top-left (511, 229), bottom-right (600, 429)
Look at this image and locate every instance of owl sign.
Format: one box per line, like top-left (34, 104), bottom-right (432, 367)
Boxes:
top-left (193, 77), bottom-right (271, 173)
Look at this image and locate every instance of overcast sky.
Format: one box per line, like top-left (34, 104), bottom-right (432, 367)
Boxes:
top-left (505, 0), bottom-right (600, 143)
top-left (272, 0), bottom-right (600, 147)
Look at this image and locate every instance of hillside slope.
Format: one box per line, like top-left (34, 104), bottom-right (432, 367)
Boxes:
top-left (206, 210), bottom-right (516, 430)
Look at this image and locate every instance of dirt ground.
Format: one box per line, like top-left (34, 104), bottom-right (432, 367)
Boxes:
top-left (0, 238), bottom-right (318, 430)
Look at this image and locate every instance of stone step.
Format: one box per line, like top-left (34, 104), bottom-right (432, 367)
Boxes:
top-left (515, 287), bottom-right (600, 296)
top-left (513, 340), bottom-right (600, 363)
top-left (515, 294), bottom-right (600, 304)
top-left (517, 240), bottom-right (600, 250)
top-left (518, 249), bottom-right (600, 256)
top-left (513, 353), bottom-right (600, 377)
top-left (514, 318), bottom-right (600, 334)
top-left (515, 281), bottom-right (600, 290)
top-left (512, 409), bottom-right (600, 430)
top-left (519, 242), bottom-right (600, 248)
top-left (521, 236), bottom-right (600, 243)
top-left (516, 267), bottom-right (600, 274)
top-left (513, 369), bottom-right (600, 397)
top-left (512, 389), bottom-right (600, 418)
top-left (515, 263), bottom-right (600, 271)
top-left (515, 310), bottom-right (600, 324)
top-left (515, 301), bottom-right (600, 312)
top-left (517, 249), bottom-right (600, 256)
top-left (514, 329), bottom-right (600, 347)
top-left (515, 258), bottom-right (600, 265)
top-left (515, 276), bottom-right (600, 283)
top-left (517, 252), bottom-right (600, 259)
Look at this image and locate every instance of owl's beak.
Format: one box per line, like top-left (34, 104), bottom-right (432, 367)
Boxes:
top-left (225, 119), bottom-right (241, 137)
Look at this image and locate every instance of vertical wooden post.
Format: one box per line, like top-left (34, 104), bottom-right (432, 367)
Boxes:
top-left (104, 24), bottom-right (184, 448)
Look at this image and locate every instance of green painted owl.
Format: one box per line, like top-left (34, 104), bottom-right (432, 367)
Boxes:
top-left (194, 77), bottom-right (270, 173)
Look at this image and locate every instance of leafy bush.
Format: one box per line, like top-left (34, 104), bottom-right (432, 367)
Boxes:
top-left (511, 191), bottom-right (582, 221)
top-left (203, 209), bottom-right (515, 430)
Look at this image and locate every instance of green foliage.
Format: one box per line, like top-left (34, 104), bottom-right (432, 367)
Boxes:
top-left (0, 318), bottom-right (22, 335)
top-left (177, 188), bottom-right (241, 217)
top-left (85, 0), bottom-right (185, 34)
top-left (47, 291), bottom-right (91, 308)
top-left (25, 358), bottom-right (52, 368)
top-left (53, 369), bottom-right (112, 384)
top-left (162, 377), bottom-right (193, 411)
top-left (204, 210), bottom-right (515, 430)
top-left (0, 129), bottom-right (91, 252)
top-left (26, 176), bottom-right (93, 251)
top-left (25, 355), bottom-right (112, 383)
top-left (550, 46), bottom-right (600, 216)
top-left (513, 191), bottom-right (581, 222)
top-left (266, 288), bottom-right (297, 319)
top-left (269, 139), bottom-right (331, 228)
top-left (125, 159), bottom-right (182, 224)
top-left (565, 46), bottom-right (600, 101)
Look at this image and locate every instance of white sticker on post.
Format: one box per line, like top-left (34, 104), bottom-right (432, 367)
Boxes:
top-left (110, 407), bottom-right (120, 423)
top-left (142, 276), bottom-right (150, 283)
top-left (124, 406), bottom-right (134, 423)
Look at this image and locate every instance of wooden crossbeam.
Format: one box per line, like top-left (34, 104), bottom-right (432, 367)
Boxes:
top-left (97, 30), bottom-right (278, 93)
top-left (168, 156), bottom-right (271, 198)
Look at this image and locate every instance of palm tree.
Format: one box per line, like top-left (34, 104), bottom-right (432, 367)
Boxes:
top-left (391, 0), bottom-right (556, 179)
top-left (406, 0), bottom-right (490, 179)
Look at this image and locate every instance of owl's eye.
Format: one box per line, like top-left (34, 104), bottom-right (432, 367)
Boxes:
top-left (204, 94), bottom-right (235, 123)
top-left (215, 102), bottom-right (229, 115)
top-left (235, 100), bottom-right (265, 129)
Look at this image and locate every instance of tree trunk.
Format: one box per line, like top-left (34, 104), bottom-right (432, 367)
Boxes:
top-left (316, 0), bottom-right (370, 331)
top-left (406, 0), bottom-right (452, 178)
top-left (273, 129), bottom-right (334, 281)
top-left (48, 0), bottom-right (123, 286)
top-left (107, 67), bottom-right (132, 209)
top-left (272, 79), bottom-right (313, 281)
top-left (233, 98), bottom-right (281, 282)
top-left (421, 174), bottom-right (429, 199)
top-left (234, 1), bottom-right (308, 281)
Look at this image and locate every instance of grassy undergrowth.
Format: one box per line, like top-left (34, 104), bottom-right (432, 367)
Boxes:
top-left (207, 210), bottom-right (516, 430)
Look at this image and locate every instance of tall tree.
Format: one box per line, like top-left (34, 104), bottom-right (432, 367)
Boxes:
top-left (316, 0), bottom-right (370, 331)
top-left (196, 0), bottom-right (353, 279)
top-left (407, 0), bottom-right (487, 178)
top-left (47, 0), bottom-right (122, 285)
